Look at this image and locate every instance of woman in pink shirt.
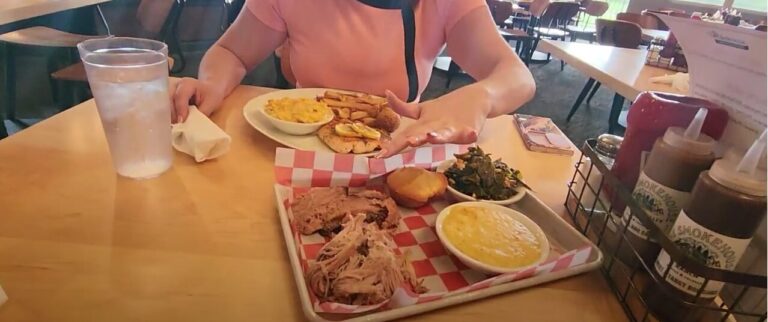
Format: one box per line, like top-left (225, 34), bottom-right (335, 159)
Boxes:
top-left (172, 0), bottom-right (535, 157)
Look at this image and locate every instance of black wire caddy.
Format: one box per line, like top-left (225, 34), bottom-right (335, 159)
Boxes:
top-left (565, 139), bottom-right (767, 322)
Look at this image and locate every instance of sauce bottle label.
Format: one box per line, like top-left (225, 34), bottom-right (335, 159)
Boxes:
top-left (654, 210), bottom-right (751, 298)
top-left (623, 171), bottom-right (691, 241)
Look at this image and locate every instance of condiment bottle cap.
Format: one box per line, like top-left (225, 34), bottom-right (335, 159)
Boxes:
top-left (596, 134), bottom-right (623, 158)
top-left (709, 129), bottom-right (767, 197)
top-left (662, 107), bottom-right (715, 155)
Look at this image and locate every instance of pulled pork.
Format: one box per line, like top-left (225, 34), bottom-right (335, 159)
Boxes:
top-left (306, 215), bottom-right (426, 305)
top-left (291, 187), bottom-right (399, 236)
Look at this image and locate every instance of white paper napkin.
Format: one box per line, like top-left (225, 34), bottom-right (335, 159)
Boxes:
top-left (0, 284), bottom-right (7, 307)
top-left (171, 106), bottom-right (231, 162)
top-left (650, 72), bottom-right (690, 93)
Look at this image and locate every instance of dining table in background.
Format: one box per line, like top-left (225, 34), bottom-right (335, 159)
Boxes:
top-left (0, 0), bottom-right (109, 26)
top-left (538, 39), bottom-right (683, 133)
top-left (641, 28), bottom-right (670, 42)
top-left (0, 0), bottom-right (111, 138)
top-left (0, 83), bottom-right (628, 322)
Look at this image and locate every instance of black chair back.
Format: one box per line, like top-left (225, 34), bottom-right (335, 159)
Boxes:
top-left (617, 12), bottom-right (659, 29)
top-left (596, 18), bottom-right (642, 49)
top-left (488, 0), bottom-right (516, 27)
top-left (540, 2), bottom-right (581, 29)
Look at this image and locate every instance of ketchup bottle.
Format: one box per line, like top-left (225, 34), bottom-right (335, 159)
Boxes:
top-left (610, 93), bottom-right (729, 202)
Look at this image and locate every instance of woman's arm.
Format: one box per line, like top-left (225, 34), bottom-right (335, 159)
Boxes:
top-left (379, 7), bottom-right (535, 157)
top-left (445, 6), bottom-right (536, 117)
top-left (172, 9), bottom-right (286, 122)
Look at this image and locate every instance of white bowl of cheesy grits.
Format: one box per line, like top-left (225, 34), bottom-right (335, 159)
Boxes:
top-left (436, 202), bottom-right (549, 275)
top-left (260, 97), bottom-right (334, 135)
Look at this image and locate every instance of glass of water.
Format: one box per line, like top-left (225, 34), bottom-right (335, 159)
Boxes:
top-left (78, 37), bottom-right (173, 179)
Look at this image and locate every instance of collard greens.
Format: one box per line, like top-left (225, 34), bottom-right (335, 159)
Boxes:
top-left (445, 146), bottom-right (526, 200)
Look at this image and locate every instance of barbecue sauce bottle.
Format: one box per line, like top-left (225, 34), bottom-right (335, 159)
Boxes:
top-left (645, 130), bottom-right (767, 322)
top-left (618, 108), bottom-right (716, 267)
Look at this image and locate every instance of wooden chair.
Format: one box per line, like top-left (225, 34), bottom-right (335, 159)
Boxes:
top-left (571, 0), bottom-right (592, 26)
top-left (565, 1), bottom-right (610, 42)
top-left (566, 18), bottom-right (642, 132)
top-left (504, 0), bottom-right (548, 31)
top-left (498, 28), bottom-right (535, 66)
top-left (530, 1), bottom-right (580, 69)
top-left (518, 0), bottom-right (551, 64)
top-left (489, 0), bottom-right (537, 65)
top-left (616, 12), bottom-right (659, 29)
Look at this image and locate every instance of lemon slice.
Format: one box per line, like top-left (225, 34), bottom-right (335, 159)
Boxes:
top-left (334, 123), bottom-right (381, 140)
top-left (350, 123), bottom-right (381, 140)
top-left (334, 124), bottom-right (363, 138)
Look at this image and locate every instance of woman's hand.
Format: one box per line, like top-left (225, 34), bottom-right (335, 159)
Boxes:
top-left (171, 77), bottom-right (226, 123)
top-left (377, 84), bottom-right (492, 158)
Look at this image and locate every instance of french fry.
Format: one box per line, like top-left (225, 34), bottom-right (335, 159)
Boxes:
top-left (324, 91), bottom-right (343, 100)
top-left (338, 108), bottom-right (351, 119)
top-left (322, 99), bottom-right (379, 116)
top-left (350, 111), bottom-right (368, 120)
top-left (359, 95), bottom-right (387, 106)
top-left (362, 117), bottom-right (376, 126)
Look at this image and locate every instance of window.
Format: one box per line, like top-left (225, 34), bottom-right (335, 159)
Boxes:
top-left (732, 0), bottom-right (767, 12)
top-left (687, 0), bottom-right (732, 6)
top-left (677, 0), bottom-right (767, 13)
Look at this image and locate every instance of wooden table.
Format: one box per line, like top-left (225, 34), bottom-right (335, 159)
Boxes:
top-left (0, 0), bottom-right (109, 26)
top-left (641, 28), bottom-right (670, 42)
top-left (538, 40), bottom-right (683, 133)
top-left (0, 84), bottom-right (628, 322)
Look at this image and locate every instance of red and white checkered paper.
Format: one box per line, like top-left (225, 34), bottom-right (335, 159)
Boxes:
top-left (274, 145), bottom-right (593, 314)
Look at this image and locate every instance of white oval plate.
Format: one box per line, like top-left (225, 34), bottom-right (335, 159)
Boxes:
top-left (243, 88), bottom-right (414, 154)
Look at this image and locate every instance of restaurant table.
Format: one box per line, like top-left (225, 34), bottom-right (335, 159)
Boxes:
top-left (538, 39), bottom-right (683, 133)
top-left (641, 28), bottom-right (670, 42)
top-left (0, 0), bottom-right (109, 26)
top-left (0, 84), bottom-right (629, 322)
